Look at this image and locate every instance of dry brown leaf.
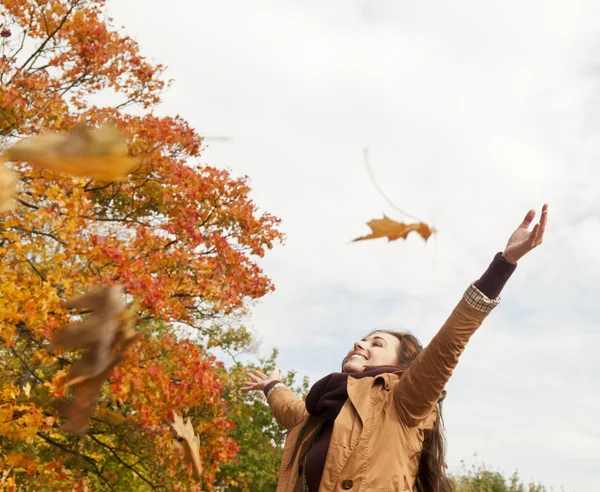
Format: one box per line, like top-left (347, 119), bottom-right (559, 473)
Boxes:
top-left (2, 123), bottom-right (138, 181)
top-left (0, 159), bottom-right (18, 212)
top-left (171, 412), bottom-right (203, 482)
top-left (50, 285), bottom-right (139, 435)
top-left (56, 330), bottom-right (140, 435)
top-left (353, 215), bottom-right (435, 243)
top-left (50, 285), bottom-right (126, 385)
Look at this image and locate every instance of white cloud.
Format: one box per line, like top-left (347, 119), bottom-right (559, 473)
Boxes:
top-left (107, 1), bottom-right (600, 489)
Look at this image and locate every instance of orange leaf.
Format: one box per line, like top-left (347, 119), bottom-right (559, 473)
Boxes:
top-left (353, 215), bottom-right (435, 242)
top-left (171, 412), bottom-right (203, 482)
top-left (2, 123), bottom-right (138, 181)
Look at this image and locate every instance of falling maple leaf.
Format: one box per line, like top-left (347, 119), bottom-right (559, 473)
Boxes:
top-left (2, 123), bottom-right (138, 181)
top-left (56, 329), bottom-right (140, 435)
top-left (172, 412), bottom-right (203, 482)
top-left (22, 383), bottom-right (31, 399)
top-left (50, 285), bottom-right (140, 434)
top-left (353, 215), bottom-right (435, 243)
top-left (50, 286), bottom-right (127, 385)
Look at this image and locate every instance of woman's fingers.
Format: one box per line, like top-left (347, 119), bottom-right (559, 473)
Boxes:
top-left (246, 372), bottom-right (262, 383)
top-left (537, 204), bottom-right (548, 244)
top-left (529, 205), bottom-right (548, 248)
top-left (519, 209), bottom-right (536, 229)
top-left (242, 368), bottom-right (276, 392)
top-left (241, 382), bottom-right (260, 391)
top-left (529, 223), bottom-right (540, 246)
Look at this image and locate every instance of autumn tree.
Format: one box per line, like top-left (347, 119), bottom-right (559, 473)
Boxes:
top-left (0, 0), bottom-right (282, 489)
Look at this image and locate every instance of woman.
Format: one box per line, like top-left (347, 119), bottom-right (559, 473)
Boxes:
top-left (243, 205), bottom-right (548, 492)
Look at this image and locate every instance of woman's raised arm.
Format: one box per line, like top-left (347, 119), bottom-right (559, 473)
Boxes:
top-left (242, 367), bottom-right (308, 430)
top-left (394, 205), bottom-right (548, 426)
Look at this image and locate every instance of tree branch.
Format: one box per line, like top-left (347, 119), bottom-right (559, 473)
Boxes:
top-left (87, 434), bottom-right (158, 490)
top-left (21, 2), bottom-right (78, 71)
top-left (12, 226), bottom-right (67, 245)
top-left (36, 432), bottom-right (115, 491)
top-left (8, 345), bottom-right (44, 384)
top-left (24, 256), bottom-right (47, 283)
top-left (16, 198), bottom-right (39, 210)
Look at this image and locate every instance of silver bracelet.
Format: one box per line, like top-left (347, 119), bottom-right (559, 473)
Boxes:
top-left (266, 382), bottom-right (285, 400)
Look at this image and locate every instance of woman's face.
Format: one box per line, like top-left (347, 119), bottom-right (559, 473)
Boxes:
top-left (342, 332), bottom-right (401, 373)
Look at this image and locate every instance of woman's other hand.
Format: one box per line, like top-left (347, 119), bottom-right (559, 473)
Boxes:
top-left (503, 204), bottom-right (548, 264)
top-left (241, 367), bottom-right (281, 392)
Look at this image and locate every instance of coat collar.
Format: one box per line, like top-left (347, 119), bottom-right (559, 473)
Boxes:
top-left (347, 371), bottom-right (401, 424)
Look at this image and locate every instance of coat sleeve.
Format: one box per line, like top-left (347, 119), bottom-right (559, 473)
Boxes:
top-left (266, 386), bottom-right (309, 431)
top-left (394, 283), bottom-right (499, 426)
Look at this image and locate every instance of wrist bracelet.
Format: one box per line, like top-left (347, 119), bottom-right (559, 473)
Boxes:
top-left (266, 382), bottom-right (285, 400)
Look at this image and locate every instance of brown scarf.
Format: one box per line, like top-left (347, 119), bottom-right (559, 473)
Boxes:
top-left (305, 366), bottom-right (399, 420)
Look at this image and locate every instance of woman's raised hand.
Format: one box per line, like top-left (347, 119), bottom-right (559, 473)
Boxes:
top-left (241, 367), bottom-right (281, 392)
top-left (503, 204), bottom-right (548, 264)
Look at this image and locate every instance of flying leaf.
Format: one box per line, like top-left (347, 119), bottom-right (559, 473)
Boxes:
top-left (50, 285), bottom-right (126, 385)
top-left (2, 123), bottom-right (138, 181)
top-left (353, 215), bottom-right (435, 243)
top-left (50, 285), bottom-right (140, 435)
top-left (22, 383), bottom-right (31, 399)
top-left (171, 412), bottom-right (203, 482)
top-left (56, 329), bottom-right (140, 435)
top-left (0, 160), bottom-right (18, 212)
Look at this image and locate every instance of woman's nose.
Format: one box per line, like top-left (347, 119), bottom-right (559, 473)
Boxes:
top-left (354, 340), bottom-right (366, 351)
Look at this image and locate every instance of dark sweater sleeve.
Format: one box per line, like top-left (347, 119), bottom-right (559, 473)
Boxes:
top-left (263, 380), bottom-right (282, 398)
top-left (474, 252), bottom-right (517, 299)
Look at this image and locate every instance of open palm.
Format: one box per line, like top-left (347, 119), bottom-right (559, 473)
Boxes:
top-left (241, 368), bottom-right (281, 393)
top-left (503, 204), bottom-right (548, 264)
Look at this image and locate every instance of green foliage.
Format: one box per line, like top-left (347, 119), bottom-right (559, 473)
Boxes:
top-left (451, 459), bottom-right (553, 492)
top-left (215, 348), bottom-right (309, 491)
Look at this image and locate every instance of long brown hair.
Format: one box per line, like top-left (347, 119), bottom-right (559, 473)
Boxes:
top-left (346, 330), bottom-right (453, 492)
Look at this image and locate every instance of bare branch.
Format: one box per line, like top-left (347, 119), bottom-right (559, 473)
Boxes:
top-left (88, 434), bottom-right (158, 491)
top-left (36, 432), bottom-right (115, 491)
top-left (24, 256), bottom-right (47, 283)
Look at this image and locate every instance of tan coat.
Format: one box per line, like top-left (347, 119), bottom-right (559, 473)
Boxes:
top-left (268, 290), bottom-right (495, 492)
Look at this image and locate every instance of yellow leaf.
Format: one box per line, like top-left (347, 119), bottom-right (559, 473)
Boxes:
top-left (2, 123), bottom-right (138, 181)
top-left (171, 412), bottom-right (203, 482)
top-left (353, 215), bottom-right (435, 242)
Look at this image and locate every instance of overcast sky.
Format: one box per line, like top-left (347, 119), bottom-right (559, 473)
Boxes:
top-left (107, 1), bottom-right (600, 489)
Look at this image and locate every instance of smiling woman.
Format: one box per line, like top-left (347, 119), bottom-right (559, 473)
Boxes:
top-left (243, 205), bottom-right (548, 492)
top-left (343, 332), bottom-right (402, 372)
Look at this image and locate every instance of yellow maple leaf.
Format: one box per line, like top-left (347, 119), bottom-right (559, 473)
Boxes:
top-left (22, 383), bottom-right (31, 399)
top-left (171, 412), bottom-right (203, 482)
top-left (353, 215), bottom-right (435, 242)
top-left (2, 123), bottom-right (138, 181)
